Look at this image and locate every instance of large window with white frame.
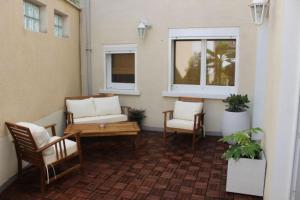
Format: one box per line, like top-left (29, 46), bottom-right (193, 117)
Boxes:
top-left (104, 45), bottom-right (137, 91)
top-left (23, 1), bottom-right (40, 32)
top-left (167, 28), bottom-right (239, 98)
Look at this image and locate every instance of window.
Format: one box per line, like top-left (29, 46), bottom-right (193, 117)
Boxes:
top-left (54, 14), bottom-right (63, 37)
top-left (104, 45), bottom-right (137, 91)
top-left (23, 1), bottom-right (40, 32)
top-left (167, 28), bottom-right (239, 98)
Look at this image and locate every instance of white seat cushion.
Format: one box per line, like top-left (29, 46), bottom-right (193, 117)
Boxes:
top-left (173, 101), bottom-right (203, 121)
top-left (93, 96), bottom-right (122, 116)
top-left (66, 98), bottom-right (96, 119)
top-left (43, 136), bottom-right (78, 165)
top-left (73, 114), bottom-right (128, 124)
top-left (166, 119), bottom-right (195, 130)
top-left (17, 122), bottom-right (54, 155)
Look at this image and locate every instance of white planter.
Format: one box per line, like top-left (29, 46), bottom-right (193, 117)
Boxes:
top-left (222, 111), bottom-right (250, 137)
top-left (226, 152), bottom-right (266, 196)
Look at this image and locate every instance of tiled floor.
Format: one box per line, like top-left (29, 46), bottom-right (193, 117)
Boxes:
top-left (0, 132), bottom-right (262, 200)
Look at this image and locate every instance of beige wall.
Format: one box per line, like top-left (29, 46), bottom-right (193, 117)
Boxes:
top-left (0, 0), bottom-right (81, 187)
top-left (259, 0), bottom-right (300, 199)
top-left (88, 0), bottom-right (257, 132)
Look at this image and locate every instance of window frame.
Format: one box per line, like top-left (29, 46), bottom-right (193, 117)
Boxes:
top-left (23, 1), bottom-right (40, 32)
top-left (54, 13), bottom-right (63, 37)
top-left (103, 44), bottom-right (138, 92)
top-left (167, 27), bottom-right (240, 98)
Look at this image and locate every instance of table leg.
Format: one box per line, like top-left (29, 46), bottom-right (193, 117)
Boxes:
top-left (132, 135), bottom-right (137, 150)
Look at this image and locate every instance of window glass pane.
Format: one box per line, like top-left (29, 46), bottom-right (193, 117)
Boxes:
top-left (206, 40), bottom-right (236, 86)
top-left (33, 20), bottom-right (39, 32)
top-left (33, 6), bottom-right (39, 19)
top-left (54, 15), bottom-right (58, 25)
top-left (23, 1), bottom-right (40, 32)
top-left (111, 53), bottom-right (135, 83)
top-left (174, 40), bottom-right (201, 85)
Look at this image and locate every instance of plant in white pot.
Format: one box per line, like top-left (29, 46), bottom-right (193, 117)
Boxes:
top-left (219, 128), bottom-right (266, 196)
top-left (222, 94), bottom-right (250, 138)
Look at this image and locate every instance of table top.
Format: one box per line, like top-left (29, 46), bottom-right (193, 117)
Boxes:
top-left (64, 121), bottom-right (140, 137)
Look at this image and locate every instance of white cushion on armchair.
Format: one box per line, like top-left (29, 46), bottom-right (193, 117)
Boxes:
top-left (16, 122), bottom-right (54, 155)
top-left (167, 119), bottom-right (195, 130)
top-left (173, 101), bottom-right (203, 121)
top-left (43, 136), bottom-right (78, 165)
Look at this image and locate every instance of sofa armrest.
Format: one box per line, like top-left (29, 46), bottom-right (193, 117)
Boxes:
top-left (64, 111), bottom-right (74, 125)
top-left (121, 106), bottom-right (131, 115)
top-left (193, 112), bottom-right (205, 130)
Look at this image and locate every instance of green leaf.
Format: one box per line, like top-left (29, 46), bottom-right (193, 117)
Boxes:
top-left (219, 128), bottom-right (263, 160)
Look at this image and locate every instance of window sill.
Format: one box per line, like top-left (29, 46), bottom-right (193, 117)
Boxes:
top-left (99, 89), bottom-right (141, 96)
top-left (162, 91), bottom-right (230, 99)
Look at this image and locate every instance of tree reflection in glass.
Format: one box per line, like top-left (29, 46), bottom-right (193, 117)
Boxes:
top-left (174, 40), bottom-right (201, 85)
top-left (206, 40), bottom-right (236, 86)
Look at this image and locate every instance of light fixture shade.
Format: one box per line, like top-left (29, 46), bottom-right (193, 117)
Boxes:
top-left (137, 21), bottom-right (151, 39)
top-left (249, 0), bottom-right (269, 25)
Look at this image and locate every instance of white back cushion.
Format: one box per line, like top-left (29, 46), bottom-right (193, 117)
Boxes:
top-left (17, 122), bottom-right (54, 155)
top-left (66, 98), bottom-right (96, 119)
top-left (93, 96), bottom-right (122, 116)
top-left (173, 100), bottom-right (203, 121)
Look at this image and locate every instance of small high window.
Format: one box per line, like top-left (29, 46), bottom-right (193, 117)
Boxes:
top-left (54, 14), bottom-right (63, 37)
top-left (23, 1), bottom-right (40, 32)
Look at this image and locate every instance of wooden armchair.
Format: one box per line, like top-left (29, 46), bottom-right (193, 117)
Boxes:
top-left (163, 97), bottom-right (205, 149)
top-left (5, 122), bottom-right (82, 193)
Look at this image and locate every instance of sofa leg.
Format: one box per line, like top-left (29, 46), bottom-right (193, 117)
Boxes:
top-left (163, 128), bottom-right (167, 144)
top-left (192, 132), bottom-right (196, 150)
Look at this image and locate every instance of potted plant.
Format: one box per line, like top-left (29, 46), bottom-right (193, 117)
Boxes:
top-left (222, 94), bottom-right (250, 137)
top-left (219, 128), bottom-right (266, 196)
top-left (128, 108), bottom-right (146, 126)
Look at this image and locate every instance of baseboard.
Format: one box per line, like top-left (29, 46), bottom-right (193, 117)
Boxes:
top-left (0, 164), bottom-right (31, 193)
top-left (0, 174), bottom-right (17, 193)
top-left (141, 126), bottom-right (222, 136)
top-left (141, 126), bottom-right (164, 133)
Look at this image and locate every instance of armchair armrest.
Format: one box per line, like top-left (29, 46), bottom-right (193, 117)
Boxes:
top-left (121, 106), bottom-right (131, 115)
top-left (36, 131), bottom-right (81, 161)
top-left (64, 111), bottom-right (74, 125)
top-left (44, 123), bottom-right (56, 136)
top-left (163, 110), bottom-right (174, 114)
top-left (163, 110), bottom-right (174, 128)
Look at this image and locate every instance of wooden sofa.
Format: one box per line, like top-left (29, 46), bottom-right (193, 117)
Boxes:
top-left (64, 94), bottom-right (130, 125)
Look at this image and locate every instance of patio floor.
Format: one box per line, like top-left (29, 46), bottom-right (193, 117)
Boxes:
top-left (0, 132), bottom-right (262, 200)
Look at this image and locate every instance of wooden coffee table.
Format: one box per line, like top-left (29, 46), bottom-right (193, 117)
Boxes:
top-left (64, 122), bottom-right (140, 148)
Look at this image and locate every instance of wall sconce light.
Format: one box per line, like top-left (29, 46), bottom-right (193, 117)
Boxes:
top-left (249, 0), bottom-right (269, 25)
top-left (137, 21), bottom-right (151, 39)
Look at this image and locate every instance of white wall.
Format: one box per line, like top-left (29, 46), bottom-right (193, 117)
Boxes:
top-left (85, 0), bottom-right (257, 133)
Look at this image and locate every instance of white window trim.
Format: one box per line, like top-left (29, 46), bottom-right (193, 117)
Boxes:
top-left (101, 44), bottom-right (139, 95)
top-left (164, 27), bottom-right (240, 99)
top-left (23, 0), bottom-right (47, 33)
